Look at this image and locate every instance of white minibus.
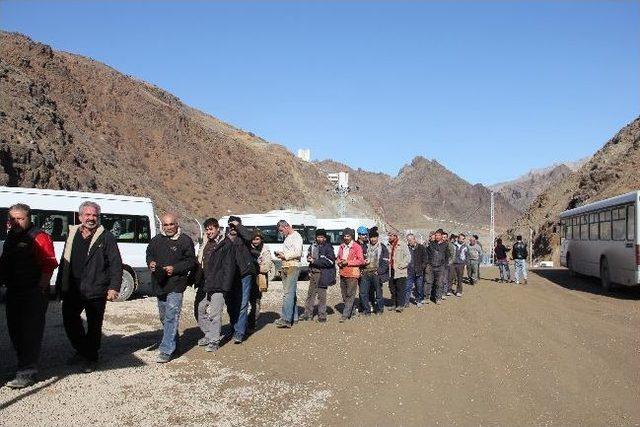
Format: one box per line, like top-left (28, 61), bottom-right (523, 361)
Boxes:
top-left (0, 186), bottom-right (157, 300)
top-left (560, 190), bottom-right (639, 289)
top-left (317, 217), bottom-right (377, 251)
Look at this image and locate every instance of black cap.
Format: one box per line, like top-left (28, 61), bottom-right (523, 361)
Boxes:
top-left (369, 226), bottom-right (379, 238)
top-left (229, 215), bottom-right (242, 224)
top-left (315, 228), bottom-right (327, 238)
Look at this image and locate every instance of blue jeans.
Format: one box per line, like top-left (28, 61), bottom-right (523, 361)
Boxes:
top-left (227, 274), bottom-right (252, 340)
top-left (514, 259), bottom-right (528, 283)
top-left (157, 292), bottom-right (183, 355)
top-left (281, 266), bottom-right (300, 324)
top-left (405, 274), bottom-right (424, 304)
top-left (497, 260), bottom-right (511, 281)
top-left (359, 272), bottom-right (380, 314)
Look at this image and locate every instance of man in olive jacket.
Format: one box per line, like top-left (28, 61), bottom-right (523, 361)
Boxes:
top-left (56, 201), bottom-right (122, 373)
top-left (146, 213), bottom-right (196, 363)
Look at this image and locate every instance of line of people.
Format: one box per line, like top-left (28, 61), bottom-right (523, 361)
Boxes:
top-left (1, 200), bottom-right (529, 389)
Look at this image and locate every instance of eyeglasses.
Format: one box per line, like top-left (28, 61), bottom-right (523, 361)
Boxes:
top-left (162, 223), bottom-right (177, 226)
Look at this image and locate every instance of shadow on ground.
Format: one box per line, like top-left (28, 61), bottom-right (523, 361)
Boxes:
top-left (532, 268), bottom-right (640, 300)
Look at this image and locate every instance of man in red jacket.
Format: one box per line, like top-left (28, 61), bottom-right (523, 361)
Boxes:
top-left (336, 228), bottom-right (364, 322)
top-left (0, 203), bottom-right (58, 389)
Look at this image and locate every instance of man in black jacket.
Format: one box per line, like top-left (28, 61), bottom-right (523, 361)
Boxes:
top-left (425, 229), bottom-right (449, 304)
top-left (56, 201), bottom-right (122, 373)
top-left (512, 235), bottom-right (529, 285)
top-left (302, 229), bottom-right (336, 322)
top-left (146, 213), bottom-right (196, 363)
top-left (405, 233), bottom-right (427, 307)
top-left (224, 216), bottom-right (256, 344)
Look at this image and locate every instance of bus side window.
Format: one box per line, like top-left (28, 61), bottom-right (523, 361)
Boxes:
top-left (31, 210), bottom-right (73, 242)
top-left (600, 210), bottom-right (612, 240)
top-left (0, 208), bottom-right (8, 240)
top-left (612, 207), bottom-right (626, 241)
top-left (589, 213), bottom-right (598, 240)
top-left (137, 216), bottom-right (151, 243)
top-left (628, 205), bottom-right (635, 241)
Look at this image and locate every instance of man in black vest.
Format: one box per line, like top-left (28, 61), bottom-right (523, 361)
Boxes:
top-left (1, 203), bottom-right (58, 388)
top-left (56, 201), bottom-right (122, 373)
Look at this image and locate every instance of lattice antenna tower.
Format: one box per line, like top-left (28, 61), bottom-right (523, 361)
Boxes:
top-left (327, 172), bottom-right (350, 218)
top-left (489, 191), bottom-right (495, 263)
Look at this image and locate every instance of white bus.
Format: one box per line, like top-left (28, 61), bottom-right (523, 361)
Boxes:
top-left (219, 210), bottom-right (318, 280)
top-left (317, 217), bottom-right (377, 250)
top-left (0, 186), bottom-right (158, 300)
top-left (560, 190), bottom-right (639, 289)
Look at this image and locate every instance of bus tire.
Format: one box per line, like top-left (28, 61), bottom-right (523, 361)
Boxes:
top-left (116, 268), bottom-right (136, 302)
top-left (600, 257), bottom-right (612, 291)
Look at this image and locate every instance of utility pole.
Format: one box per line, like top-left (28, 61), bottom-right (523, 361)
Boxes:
top-left (489, 191), bottom-right (495, 264)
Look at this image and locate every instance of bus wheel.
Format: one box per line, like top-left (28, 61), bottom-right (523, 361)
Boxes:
top-left (116, 269), bottom-right (136, 301)
top-left (567, 253), bottom-right (576, 277)
top-left (600, 257), bottom-right (612, 291)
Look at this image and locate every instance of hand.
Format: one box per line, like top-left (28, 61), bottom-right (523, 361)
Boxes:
top-left (107, 289), bottom-right (119, 301)
top-left (163, 265), bottom-right (174, 276)
top-left (276, 251), bottom-right (285, 260)
top-left (149, 261), bottom-right (157, 272)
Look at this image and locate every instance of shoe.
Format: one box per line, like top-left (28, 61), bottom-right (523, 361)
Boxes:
top-left (395, 307), bottom-right (403, 313)
top-left (233, 336), bottom-right (243, 344)
top-left (205, 342), bottom-right (219, 353)
top-left (274, 319), bottom-right (291, 328)
top-left (456, 293), bottom-right (463, 297)
top-left (197, 337), bottom-right (210, 347)
top-left (386, 307), bottom-right (396, 312)
top-left (66, 353), bottom-right (85, 366)
top-left (82, 360), bottom-right (98, 373)
top-left (299, 315), bottom-right (310, 322)
top-left (317, 317), bottom-right (327, 323)
top-left (515, 282), bottom-right (520, 285)
top-left (338, 317), bottom-right (347, 323)
top-left (155, 352), bottom-right (171, 363)
top-left (441, 295), bottom-right (447, 300)
top-left (416, 302), bottom-right (424, 308)
top-left (6, 372), bottom-right (35, 389)
top-left (446, 292), bottom-right (452, 296)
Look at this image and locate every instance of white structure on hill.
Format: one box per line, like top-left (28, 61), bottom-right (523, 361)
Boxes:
top-left (297, 149), bottom-right (311, 162)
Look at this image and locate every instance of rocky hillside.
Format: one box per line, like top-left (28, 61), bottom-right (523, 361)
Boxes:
top-left (510, 117), bottom-right (640, 261)
top-left (317, 157), bottom-right (521, 232)
top-left (0, 31), bottom-right (519, 236)
top-left (490, 164), bottom-right (575, 212)
top-left (0, 31), bottom-right (343, 231)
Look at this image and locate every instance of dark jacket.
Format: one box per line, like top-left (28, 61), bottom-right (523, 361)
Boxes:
top-left (512, 241), bottom-right (528, 260)
top-left (495, 244), bottom-right (510, 261)
top-left (308, 241), bottom-right (336, 289)
top-left (378, 243), bottom-right (390, 283)
top-left (146, 232), bottom-right (196, 295)
top-left (231, 224), bottom-right (257, 278)
top-left (408, 243), bottom-right (426, 276)
top-left (203, 237), bottom-right (238, 294)
top-left (426, 240), bottom-right (449, 268)
top-left (56, 225), bottom-right (123, 299)
top-left (0, 226), bottom-right (58, 290)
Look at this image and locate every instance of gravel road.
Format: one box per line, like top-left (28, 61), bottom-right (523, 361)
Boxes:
top-left (1, 267), bottom-right (639, 426)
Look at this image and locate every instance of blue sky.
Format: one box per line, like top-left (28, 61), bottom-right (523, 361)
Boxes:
top-left (1, 1), bottom-right (638, 185)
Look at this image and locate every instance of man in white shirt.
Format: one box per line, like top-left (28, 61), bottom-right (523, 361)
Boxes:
top-left (274, 220), bottom-right (303, 328)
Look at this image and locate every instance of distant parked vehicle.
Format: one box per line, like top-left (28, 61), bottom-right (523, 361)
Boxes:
top-left (317, 217), bottom-right (376, 250)
top-left (560, 190), bottom-right (639, 290)
top-left (219, 210), bottom-right (318, 280)
top-left (0, 186), bottom-right (158, 300)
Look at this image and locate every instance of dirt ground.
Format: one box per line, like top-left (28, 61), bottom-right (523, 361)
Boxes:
top-left (1, 267), bottom-right (639, 426)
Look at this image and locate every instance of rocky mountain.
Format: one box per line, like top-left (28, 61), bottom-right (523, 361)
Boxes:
top-left (489, 157), bottom-right (590, 212)
top-left (316, 157), bottom-right (521, 232)
top-left (509, 117), bottom-right (640, 261)
top-left (0, 31), bottom-right (519, 237)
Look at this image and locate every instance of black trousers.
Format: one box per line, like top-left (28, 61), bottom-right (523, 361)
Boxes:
top-left (6, 287), bottom-right (49, 372)
top-left (425, 266), bottom-right (445, 301)
top-left (62, 293), bottom-right (107, 361)
top-left (390, 277), bottom-right (406, 309)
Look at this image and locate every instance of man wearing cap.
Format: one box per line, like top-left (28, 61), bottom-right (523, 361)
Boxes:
top-left (336, 228), bottom-right (364, 322)
top-left (302, 229), bottom-right (336, 322)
